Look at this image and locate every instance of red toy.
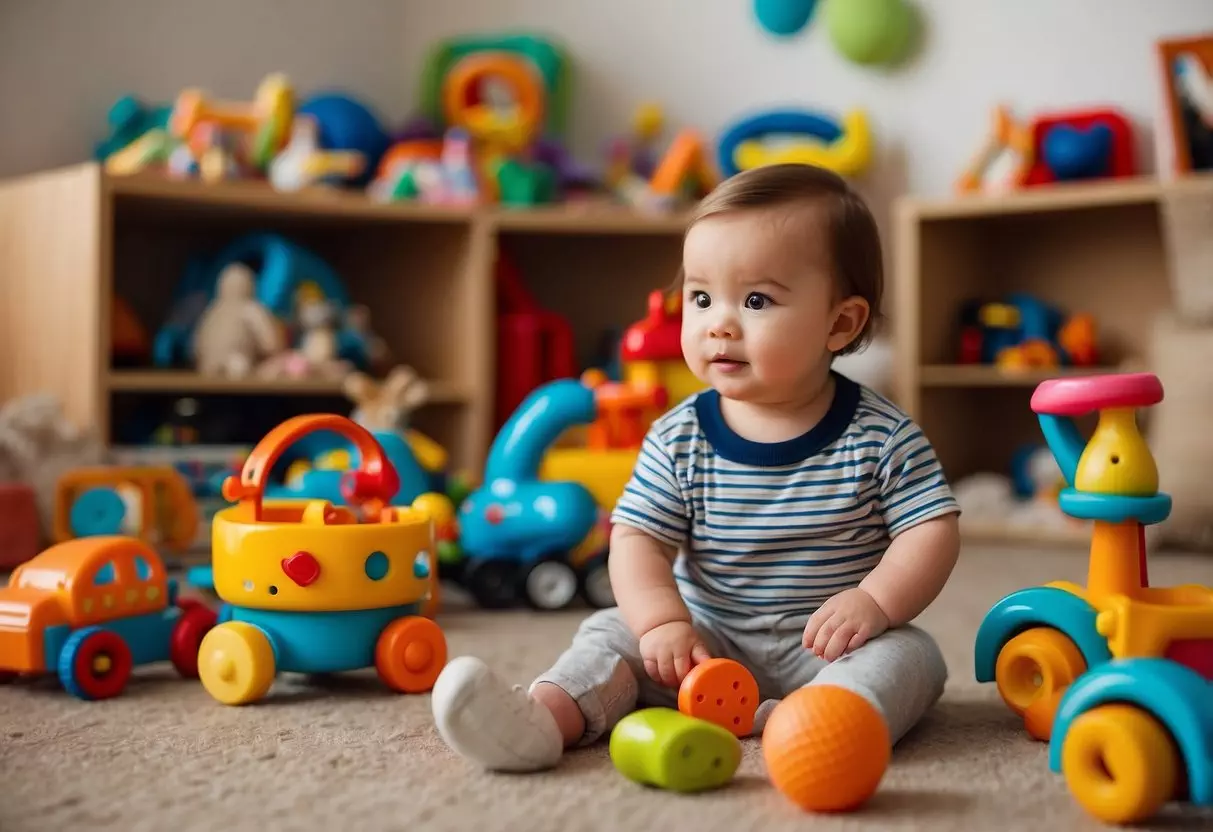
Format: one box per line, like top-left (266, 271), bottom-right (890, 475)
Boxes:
top-left (494, 253), bottom-right (577, 430)
top-left (1021, 108), bottom-right (1136, 187)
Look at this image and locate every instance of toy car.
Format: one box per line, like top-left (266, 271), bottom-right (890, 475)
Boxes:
top-left (0, 536), bottom-right (217, 699)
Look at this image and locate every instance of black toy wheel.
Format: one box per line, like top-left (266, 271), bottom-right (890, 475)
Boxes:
top-left (577, 554), bottom-right (615, 609)
top-left (519, 558), bottom-right (579, 611)
top-left (464, 559), bottom-right (521, 609)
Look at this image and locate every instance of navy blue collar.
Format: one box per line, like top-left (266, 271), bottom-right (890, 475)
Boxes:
top-left (695, 371), bottom-right (860, 467)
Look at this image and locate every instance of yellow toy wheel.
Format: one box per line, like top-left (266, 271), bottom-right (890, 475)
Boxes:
top-left (375, 616), bottom-right (447, 693)
top-left (197, 621), bottom-right (276, 705)
top-left (1061, 704), bottom-right (1181, 825)
top-left (995, 627), bottom-right (1085, 740)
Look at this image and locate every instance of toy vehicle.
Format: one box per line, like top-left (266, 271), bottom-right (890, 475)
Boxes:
top-left (0, 536), bottom-right (217, 699)
top-left (54, 466), bottom-right (199, 553)
top-left (195, 413), bottom-right (447, 705)
top-left (973, 373), bottom-right (1213, 824)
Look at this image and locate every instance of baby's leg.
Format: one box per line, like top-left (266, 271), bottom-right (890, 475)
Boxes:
top-left (432, 609), bottom-right (712, 772)
top-left (772, 624), bottom-right (948, 745)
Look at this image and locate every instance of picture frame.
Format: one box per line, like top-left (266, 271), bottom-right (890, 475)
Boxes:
top-left (1157, 34), bottom-right (1213, 176)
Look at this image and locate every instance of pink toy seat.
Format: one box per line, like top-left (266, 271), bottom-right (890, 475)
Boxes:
top-left (1031, 373), bottom-right (1163, 417)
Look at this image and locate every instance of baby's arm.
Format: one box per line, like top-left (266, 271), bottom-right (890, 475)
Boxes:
top-left (862, 416), bottom-right (961, 622)
top-left (805, 416), bottom-right (961, 660)
top-left (609, 426), bottom-right (706, 686)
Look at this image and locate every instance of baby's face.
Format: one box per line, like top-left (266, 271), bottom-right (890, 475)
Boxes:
top-left (680, 205), bottom-right (859, 405)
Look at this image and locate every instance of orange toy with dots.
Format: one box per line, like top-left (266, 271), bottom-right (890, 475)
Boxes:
top-left (762, 685), bottom-right (890, 813)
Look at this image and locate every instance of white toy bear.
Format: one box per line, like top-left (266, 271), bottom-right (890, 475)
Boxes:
top-left (191, 262), bottom-right (283, 377)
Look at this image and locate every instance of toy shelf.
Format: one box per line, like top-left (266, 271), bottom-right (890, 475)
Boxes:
top-left (0, 163), bottom-right (689, 475)
top-left (892, 173), bottom-right (1213, 547)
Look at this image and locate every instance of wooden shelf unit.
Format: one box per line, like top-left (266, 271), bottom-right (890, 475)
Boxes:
top-left (892, 174), bottom-right (1213, 545)
top-left (0, 164), bottom-right (690, 473)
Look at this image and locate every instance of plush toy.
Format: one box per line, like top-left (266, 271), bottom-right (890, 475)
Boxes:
top-left (191, 262), bottom-right (283, 377)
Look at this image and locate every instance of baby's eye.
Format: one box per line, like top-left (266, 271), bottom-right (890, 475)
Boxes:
top-left (691, 290), bottom-right (711, 309)
top-left (745, 292), bottom-right (772, 310)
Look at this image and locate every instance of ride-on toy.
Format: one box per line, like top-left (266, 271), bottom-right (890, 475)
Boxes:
top-left (973, 373), bottom-right (1213, 824)
top-left (0, 536), bottom-right (217, 699)
top-left (195, 414), bottom-right (447, 705)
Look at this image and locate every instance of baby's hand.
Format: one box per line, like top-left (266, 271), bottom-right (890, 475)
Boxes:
top-left (803, 588), bottom-right (890, 662)
top-left (639, 620), bottom-right (711, 688)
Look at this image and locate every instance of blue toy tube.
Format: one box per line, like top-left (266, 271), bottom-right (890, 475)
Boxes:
top-left (484, 380), bottom-right (597, 483)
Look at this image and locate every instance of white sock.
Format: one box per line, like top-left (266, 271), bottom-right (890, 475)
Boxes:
top-left (431, 656), bottom-right (565, 772)
top-left (752, 698), bottom-right (780, 736)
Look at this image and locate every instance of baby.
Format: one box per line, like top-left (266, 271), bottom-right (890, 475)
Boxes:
top-left (431, 163), bottom-right (961, 772)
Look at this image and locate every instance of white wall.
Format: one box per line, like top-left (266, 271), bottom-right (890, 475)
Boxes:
top-left (397, 0), bottom-right (1213, 197)
top-left (2, 0), bottom-right (1210, 198)
top-left (0, 0), bottom-right (412, 179)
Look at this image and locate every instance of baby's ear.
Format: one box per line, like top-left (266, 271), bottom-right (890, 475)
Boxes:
top-left (827, 296), bottom-right (871, 353)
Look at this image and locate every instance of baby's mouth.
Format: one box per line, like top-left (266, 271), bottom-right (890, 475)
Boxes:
top-left (711, 355), bottom-right (748, 371)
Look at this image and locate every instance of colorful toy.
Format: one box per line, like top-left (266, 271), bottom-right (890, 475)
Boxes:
top-left (54, 466), bottom-right (199, 553)
top-left (0, 536), bottom-right (217, 699)
top-left (956, 105), bottom-right (1035, 194)
top-left (1022, 109), bottom-right (1136, 186)
top-left (419, 33), bottom-right (571, 143)
top-left (753, 0), bottom-right (818, 36)
top-left (678, 658), bottom-right (760, 738)
top-left (169, 73), bottom-right (295, 171)
top-left (618, 290), bottom-right (703, 405)
top-left (295, 92), bottom-right (391, 187)
top-left (196, 414), bottom-right (446, 705)
top-left (609, 708), bottom-right (741, 793)
top-left (974, 374), bottom-right (1213, 824)
top-left (95, 94), bottom-right (172, 161)
top-left (957, 294), bottom-right (1099, 369)
top-left (822, 0), bottom-right (917, 67)
top-left (454, 378), bottom-right (602, 610)
top-left (717, 108), bottom-right (873, 179)
top-left (763, 684), bottom-right (891, 812)
top-left (269, 114), bottom-right (367, 192)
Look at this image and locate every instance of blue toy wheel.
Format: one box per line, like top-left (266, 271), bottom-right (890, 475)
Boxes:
top-left (69, 487), bottom-right (127, 537)
top-left (58, 626), bottom-right (134, 700)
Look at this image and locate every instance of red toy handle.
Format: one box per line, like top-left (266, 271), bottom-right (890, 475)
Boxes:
top-left (1031, 373), bottom-right (1163, 417)
top-left (221, 414), bottom-right (400, 522)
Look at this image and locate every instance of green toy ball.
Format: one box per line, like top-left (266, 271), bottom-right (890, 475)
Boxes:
top-left (823, 0), bottom-right (916, 66)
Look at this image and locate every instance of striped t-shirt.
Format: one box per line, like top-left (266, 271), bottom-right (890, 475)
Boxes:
top-left (610, 372), bottom-right (960, 629)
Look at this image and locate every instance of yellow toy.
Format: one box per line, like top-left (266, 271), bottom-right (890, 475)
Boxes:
top-left (974, 373), bottom-right (1213, 825)
top-left (196, 413), bottom-right (446, 705)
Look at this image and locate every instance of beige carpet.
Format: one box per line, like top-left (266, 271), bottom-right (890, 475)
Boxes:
top-left (3, 545), bottom-right (1212, 832)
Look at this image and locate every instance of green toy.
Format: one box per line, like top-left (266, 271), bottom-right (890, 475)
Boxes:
top-left (823, 0), bottom-right (917, 67)
top-left (609, 708), bottom-right (741, 793)
top-left (418, 33), bottom-right (572, 139)
top-left (496, 159), bottom-right (558, 207)
top-left (95, 95), bottom-right (171, 161)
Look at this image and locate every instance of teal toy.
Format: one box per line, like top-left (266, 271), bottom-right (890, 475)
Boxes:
top-left (95, 95), bottom-right (171, 161)
top-left (609, 708), bottom-right (741, 793)
top-left (753, 0), bottom-right (818, 37)
top-left (822, 0), bottom-right (917, 66)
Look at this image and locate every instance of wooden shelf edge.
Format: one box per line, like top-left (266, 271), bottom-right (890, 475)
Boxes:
top-left (97, 167), bottom-right (689, 234)
top-left (898, 172), bottom-right (1213, 221)
top-left (919, 364), bottom-right (1126, 388)
top-left (106, 370), bottom-right (468, 402)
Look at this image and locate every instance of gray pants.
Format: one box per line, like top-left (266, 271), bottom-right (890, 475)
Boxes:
top-left (532, 608), bottom-right (947, 746)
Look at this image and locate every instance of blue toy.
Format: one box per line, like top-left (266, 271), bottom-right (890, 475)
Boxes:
top-left (753, 0), bottom-right (818, 36)
top-left (95, 95), bottom-right (171, 161)
top-left (455, 378), bottom-right (602, 610)
top-left (298, 93), bottom-right (392, 187)
top-left (1042, 123), bottom-right (1113, 181)
top-left (152, 233), bottom-right (377, 370)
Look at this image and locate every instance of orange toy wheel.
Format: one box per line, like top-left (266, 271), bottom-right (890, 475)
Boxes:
top-left (678, 658), bottom-right (759, 737)
top-left (995, 627), bottom-right (1086, 741)
top-left (763, 685), bottom-right (890, 813)
top-left (375, 616), bottom-right (447, 693)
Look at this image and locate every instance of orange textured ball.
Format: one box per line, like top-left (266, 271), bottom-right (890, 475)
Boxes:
top-left (762, 684), bottom-right (891, 813)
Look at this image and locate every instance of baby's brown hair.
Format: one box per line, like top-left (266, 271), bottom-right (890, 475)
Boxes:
top-left (677, 163), bottom-right (884, 356)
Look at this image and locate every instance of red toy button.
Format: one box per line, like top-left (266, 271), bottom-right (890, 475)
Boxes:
top-left (281, 551), bottom-right (321, 587)
top-left (485, 505), bottom-right (504, 524)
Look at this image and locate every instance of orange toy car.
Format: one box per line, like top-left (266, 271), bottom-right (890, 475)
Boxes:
top-left (0, 536), bottom-right (216, 699)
